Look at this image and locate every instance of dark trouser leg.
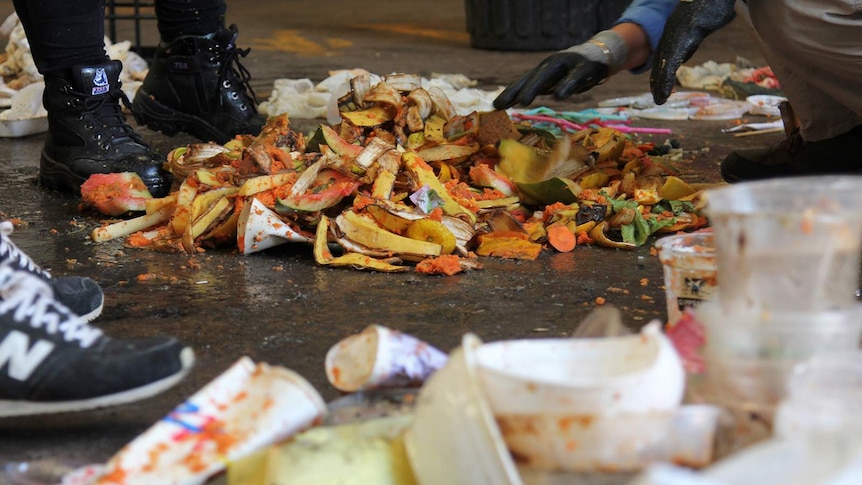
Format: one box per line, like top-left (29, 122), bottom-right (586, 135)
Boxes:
top-left (11, 0), bottom-right (107, 75)
top-left (154, 0), bottom-right (227, 41)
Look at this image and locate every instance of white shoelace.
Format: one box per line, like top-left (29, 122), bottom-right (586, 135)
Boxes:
top-left (0, 221), bottom-right (51, 278)
top-left (0, 263), bottom-right (102, 348)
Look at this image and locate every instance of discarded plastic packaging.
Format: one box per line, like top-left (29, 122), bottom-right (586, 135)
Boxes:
top-left (570, 305), bottom-right (632, 339)
top-left (405, 333), bottom-right (523, 485)
top-left (695, 302), bottom-right (862, 431)
top-left (474, 322), bottom-right (685, 472)
top-left (476, 321), bottom-right (684, 415)
top-left (631, 436), bottom-right (862, 485)
top-left (655, 231), bottom-right (717, 325)
top-left (325, 324), bottom-right (448, 392)
top-left (94, 357), bottom-right (326, 485)
top-left (746, 95), bottom-right (786, 117)
top-left (775, 352), bottom-right (862, 443)
top-left (237, 197), bottom-right (313, 255)
top-left (704, 176), bottom-right (862, 313)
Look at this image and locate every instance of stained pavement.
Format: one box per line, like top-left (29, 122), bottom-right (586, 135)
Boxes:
top-left (0, 0), bottom-right (779, 467)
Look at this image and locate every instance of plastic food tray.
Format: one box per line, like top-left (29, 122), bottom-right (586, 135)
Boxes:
top-left (0, 116), bottom-right (48, 138)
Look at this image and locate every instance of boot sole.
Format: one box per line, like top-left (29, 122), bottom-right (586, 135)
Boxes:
top-left (134, 89), bottom-right (230, 144)
top-left (39, 149), bottom-right (171, 198)
top-left (0, 347), bottom-right (195, 418)
top-left (39, 149), bottom-right (88, 195)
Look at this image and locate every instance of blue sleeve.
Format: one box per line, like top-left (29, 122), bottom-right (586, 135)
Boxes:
top-left (613, 0), bottom-right (679, 74)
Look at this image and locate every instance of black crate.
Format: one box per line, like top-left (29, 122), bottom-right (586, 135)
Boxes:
top-left (105, 0), bottom-right (157, 57)
top-left (465, 0), bottom-right (632, 51)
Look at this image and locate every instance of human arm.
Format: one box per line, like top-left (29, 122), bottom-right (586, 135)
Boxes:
top-left (493, 0), bottom-right (678, 109)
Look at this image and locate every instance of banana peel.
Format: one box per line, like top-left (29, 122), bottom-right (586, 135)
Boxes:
top-left (405, 219), bottom-right (457, 254)
top-left (590, 129), bottom-right (627, 163)
top-left (182, 196), bottom-right (232, 253)
top-left (314, 216), bottom-right (408, 272)
top-left (341, 105), bottom-right (394, 127)
top-left (371, 170), bottom-right (397, 200)
top-left (402, 152), bottom-right (476, 223)
top-left (335, 210), bottom-right (442, 258)
top-left (589, 221), bottom-right (636, 250)
top-left (237, 173), bottom-right (297, 197)
top-left (415, 143), bottom-right (479, 163)
top-left (366, 204), bottom-right (414, 234)
top-left (475, 232), bottom-right (542, 261)
top-left (497, 136), bottom-right (591, 184)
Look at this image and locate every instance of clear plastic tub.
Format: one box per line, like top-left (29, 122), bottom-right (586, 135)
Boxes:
top-left (699, 303), bottom-right (862, 361)
top-left (703, 176), bottom-right (862, 313)
top-left (775, 353), bottom-right (862, 442)
top-left (696, 303), bottom-right (862, 429)
top-left (655, 232), bottom-right (717, 325)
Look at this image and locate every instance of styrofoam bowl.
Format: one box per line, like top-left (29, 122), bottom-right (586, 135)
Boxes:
top-left (496, 410), bottom-right (677, 472)
top-left (405, 333), bottom-right (523, 485)
top-left (475, 322), bottom-right (685, 415)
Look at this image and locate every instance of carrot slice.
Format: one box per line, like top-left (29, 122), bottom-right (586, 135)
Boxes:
top-left (547, 224), bottom-right (576, 253)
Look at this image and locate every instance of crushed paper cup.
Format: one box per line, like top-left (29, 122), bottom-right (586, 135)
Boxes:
top-left (95, 357), bottom-right (326, 485)
top-left (237, 198), bottom-right (313, 254)
top-left (326, 324), bottom-right (448, 392)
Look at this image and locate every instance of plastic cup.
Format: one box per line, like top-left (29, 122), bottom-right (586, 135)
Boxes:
top-left (655, 231), bottom-right (717, 325)
top-left (237, 198), bottom-right (313, 255)
top-left (775, 352), bottom-right (862, 442)
top-left (703, 176), bottom-right (862, 313)
top-left (95, 357), bottom-right (326, 485)
top-left (695, 303), bottom-right (862, 430)
top-left (325, 324), bottom-right (448, 392)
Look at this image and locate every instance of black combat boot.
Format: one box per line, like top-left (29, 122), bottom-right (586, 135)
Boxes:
top-left (39, 61), bottom-right (171, 197)
top-left (132, 24), bottom-right (265, 144)
top-left (40, 60), bottom-right (171, 198)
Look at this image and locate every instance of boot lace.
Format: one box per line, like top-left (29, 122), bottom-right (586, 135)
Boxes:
top-left (0, 262), bottom-right (103, 348)
top-left (71, 84), bottom-right (147, 150)
top-left (0, 221), bottom-right (49, 279)
top-left (216, 25), bottom-right (259, 109)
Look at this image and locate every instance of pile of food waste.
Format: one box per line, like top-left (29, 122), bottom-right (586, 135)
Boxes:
top-left (88, 72), bottom-right (710, 275)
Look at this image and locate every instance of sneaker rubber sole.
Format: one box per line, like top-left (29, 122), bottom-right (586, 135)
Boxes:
top-left (76, 300), bottom-right (104, 323)
top-left (0, 347), bottom-right (195, 418)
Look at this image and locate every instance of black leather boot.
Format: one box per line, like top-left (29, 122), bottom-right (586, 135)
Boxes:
top-left (132, 24), bottom-right (265, 144)
top-left (40, 60), bottom-right (171, 197)
top-left (721, 125), bottom-right (862, 183)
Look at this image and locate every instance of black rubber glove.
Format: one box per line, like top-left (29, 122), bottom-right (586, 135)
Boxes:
top-left (650, 0), bottom-right (737, 105)
top-left (493, 52), bottom-right (609, 110)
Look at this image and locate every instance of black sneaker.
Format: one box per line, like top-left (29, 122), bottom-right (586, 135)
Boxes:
top-left (40, 60), bottom-right (171, 197)
top-left (132, 24), bottom-right (265, 144)
top-left (0, 221), bottom-right (103, 322)
top-left (0, 260), bottom-right (194, 417)
top-left (721, 125), bottom-right (862, 183)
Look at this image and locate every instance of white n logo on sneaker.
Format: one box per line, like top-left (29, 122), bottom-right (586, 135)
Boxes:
top-left (0, 330), bottom-right (54, 381)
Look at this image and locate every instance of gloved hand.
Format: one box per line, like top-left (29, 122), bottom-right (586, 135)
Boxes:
top-left (493, 30), bottom-right (626, 110)
top-left (650, 0), bottom-right (737, 105)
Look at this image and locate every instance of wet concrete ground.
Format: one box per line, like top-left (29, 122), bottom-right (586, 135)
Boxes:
top-left (0, 0), bottom-right (779, 470)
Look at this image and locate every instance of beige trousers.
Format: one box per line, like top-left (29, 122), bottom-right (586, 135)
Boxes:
top-left (737, 0), bottom-right (862, 141)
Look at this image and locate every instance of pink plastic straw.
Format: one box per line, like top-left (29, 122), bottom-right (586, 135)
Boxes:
top-left (512, 113), bottom-right (584, 131)
top-left (605, 124), bottom-right (674, 135)
top-left (512, 113), bottom-right (673, 135)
